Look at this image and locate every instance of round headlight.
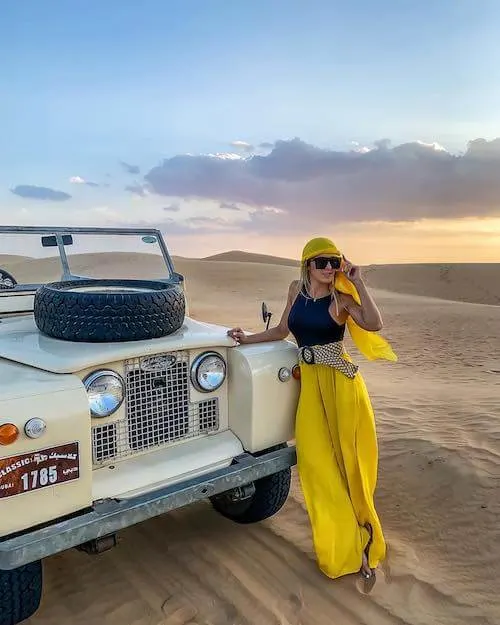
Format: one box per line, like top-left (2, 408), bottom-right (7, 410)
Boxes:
top-left (83, 370), bottom-right (125, 417)
top-left (191, 352), bottom-right (226, 392)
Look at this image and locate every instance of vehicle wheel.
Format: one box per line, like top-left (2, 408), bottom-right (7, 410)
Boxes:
top-left (0, 269), bottom-right (17, 290)
top-left (0, 561), bottom-right (43, 625)
top-left (210, 445), bottom-right (291, 524)
top-left (33, 278), bottom-right (185, 342)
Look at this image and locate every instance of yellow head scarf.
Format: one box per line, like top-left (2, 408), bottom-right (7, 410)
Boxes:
top-left (301, 237), bottom-right (397, 362)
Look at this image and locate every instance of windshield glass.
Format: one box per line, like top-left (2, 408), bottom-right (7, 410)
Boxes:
top-left (0, 228), bottom-right (174, 289)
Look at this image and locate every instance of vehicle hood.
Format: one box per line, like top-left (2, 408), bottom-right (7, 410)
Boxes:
top-left (0, 314), bottom-right (236, 374)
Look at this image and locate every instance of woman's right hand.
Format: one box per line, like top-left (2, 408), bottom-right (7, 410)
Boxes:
top-left (227, 327), bottom-right (248, 343)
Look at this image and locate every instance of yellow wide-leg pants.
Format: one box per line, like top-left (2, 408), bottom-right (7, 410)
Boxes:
top-left (295, 360), bottom-right (386, 578)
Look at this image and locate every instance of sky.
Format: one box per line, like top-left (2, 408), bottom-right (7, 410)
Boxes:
top-left (2, 0), bottom-right (500, 263)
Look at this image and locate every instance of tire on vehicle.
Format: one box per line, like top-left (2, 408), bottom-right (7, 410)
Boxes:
top-left (0, 269), bottom-right (17, 290)
top-left (33, 278), bottom-right (185, 342)
top-left (209, 444), bottom-right (292, 524)
top-left (0, 560), bottom-right (43, 625)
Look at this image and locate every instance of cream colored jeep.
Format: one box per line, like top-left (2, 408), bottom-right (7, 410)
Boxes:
top-left (0, 225), bottom-right (299, 625)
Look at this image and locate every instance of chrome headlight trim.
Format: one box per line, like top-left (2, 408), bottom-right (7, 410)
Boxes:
top-left (83, 369), bottom-right (125, 418)
top-left (190, 351), bottom-right (226, 393)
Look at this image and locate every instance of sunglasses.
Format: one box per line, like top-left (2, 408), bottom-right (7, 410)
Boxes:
top-left (310, 255), bottom-right (343, 270)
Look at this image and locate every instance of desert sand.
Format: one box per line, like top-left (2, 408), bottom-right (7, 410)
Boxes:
top-left (1, 251), bottom-right (498, 625)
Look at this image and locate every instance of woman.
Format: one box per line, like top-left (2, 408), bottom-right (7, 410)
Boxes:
top-left (227, 237), bottom-right (397, 580)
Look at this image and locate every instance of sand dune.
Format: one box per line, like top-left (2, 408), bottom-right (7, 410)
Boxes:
top-left (2, 251), bottom-right (499, 306)
top-left (0, 251), bottom-right (498, 624)
top-left (0, 254), bottom-right (32, 266)
top-left (204, 249), bottom-right (300, 266)
top-left (363, 263), bottom-right (500, 306)
top-left (199, 251), bottom-right (500, 306)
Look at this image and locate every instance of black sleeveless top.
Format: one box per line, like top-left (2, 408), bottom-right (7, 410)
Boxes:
top-left (288, 288), bottom-right (345, 348)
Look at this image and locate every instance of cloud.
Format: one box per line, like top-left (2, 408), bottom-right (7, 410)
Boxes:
top-left (163, 203), bottom-right (180, 212)
top-left (120, 161), bottom-right (140, 175)
top-left (220, 201), bottom-right (241, 211)
top-left (10, 185), bottom-right (72, 201)
top-left (350, 141), bottom-right (372, 154)
top-left (92, 215), bottom-right (241, 237)
top-left (230, 140), bottom-right (254, 153)
top-left (143, 137), bottom-right (500, 231)
top-left (204, 152), bottom-right (244, 160)
top-left (125, 183), bottom-right (149, 197)
top-left (185, 215), bottom-right (237, 229)
top-left (69, 176), bottom-right (100, 187)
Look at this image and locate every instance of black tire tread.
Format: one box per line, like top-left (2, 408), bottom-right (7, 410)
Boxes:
top-left (211, 467), bottom-right (291, 524)
top-left (0, 561), bottom-right (43, 625)
top-left (0, 269), bottom-right (17, 290)
top-left (33, 278), bottom-right (185, 342)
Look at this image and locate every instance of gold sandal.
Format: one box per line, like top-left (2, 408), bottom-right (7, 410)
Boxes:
top-left (360, 522), bottom-right (375, 579)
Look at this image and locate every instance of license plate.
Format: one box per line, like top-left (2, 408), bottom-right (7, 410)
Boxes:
top-left (0, 442), bottom-right (80, 499)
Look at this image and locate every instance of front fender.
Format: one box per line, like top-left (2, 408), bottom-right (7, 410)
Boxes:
top-left (0, 360), bottom-right (92, 539)
top-left (227, 340), bottom-right (300, 452)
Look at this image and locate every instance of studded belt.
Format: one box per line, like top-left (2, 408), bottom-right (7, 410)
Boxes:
top-left (298, 341), bottom-right (359, 379)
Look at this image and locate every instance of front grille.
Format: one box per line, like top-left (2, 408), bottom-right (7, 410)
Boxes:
top-left (91, 351), bottom-right (220, 466)
top-left (127, 354), bottom-right (190, 449)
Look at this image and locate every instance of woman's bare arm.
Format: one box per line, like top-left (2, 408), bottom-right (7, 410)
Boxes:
top-left (338, 280), bottom-right (383, 331)
top-left (227, 280), bottom-right (300, 344)
top-left (337, 260), bottom-right (383, 332)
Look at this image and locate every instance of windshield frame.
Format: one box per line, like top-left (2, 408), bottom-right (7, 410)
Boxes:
top-left (0, 225), bottom-right (178, 292)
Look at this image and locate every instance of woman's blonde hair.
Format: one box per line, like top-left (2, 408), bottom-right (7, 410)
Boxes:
top-left (297, 260), bottom-right (314, 299)
top-left (297, 258), bottom-right (340, 313)
top-left (299, 237), bottom-right (340, 299)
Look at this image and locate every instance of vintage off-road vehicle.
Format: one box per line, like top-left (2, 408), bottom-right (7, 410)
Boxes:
top-left (0, 225), bottom-right (299, 625)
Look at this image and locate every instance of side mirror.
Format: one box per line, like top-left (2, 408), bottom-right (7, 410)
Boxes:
top-left (41, 234), bottom-right (73, 247)
top-left (261, 301), bottom-right (272, 329)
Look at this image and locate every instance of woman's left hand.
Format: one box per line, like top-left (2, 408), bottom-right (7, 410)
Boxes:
top-left (341, 258), bottom-right (362, 284)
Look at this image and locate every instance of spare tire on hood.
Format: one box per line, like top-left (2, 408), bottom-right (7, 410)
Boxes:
top-left (33, 278), bottom-right (185, 342)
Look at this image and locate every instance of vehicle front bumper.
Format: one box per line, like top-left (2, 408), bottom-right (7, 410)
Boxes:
top-left (0, 444), bottom-right (296, 571)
